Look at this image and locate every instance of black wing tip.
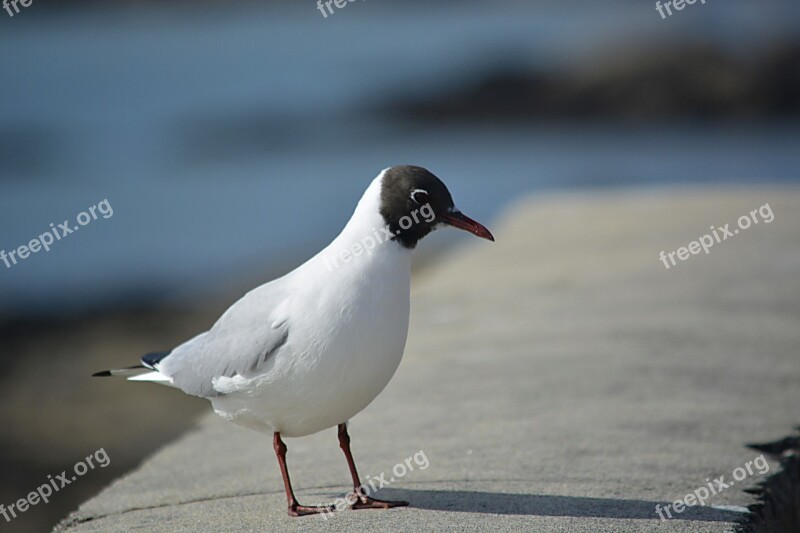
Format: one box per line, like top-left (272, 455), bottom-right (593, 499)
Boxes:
top-left (93, 350), bottom-right (170, 378)
top-left (141, 350), bottom-right (171, 369)
top-left (92, 365), bottom-right (146, 377)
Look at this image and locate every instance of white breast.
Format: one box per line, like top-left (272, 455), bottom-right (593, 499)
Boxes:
top-left (210, 171), bottom-right (413, 437)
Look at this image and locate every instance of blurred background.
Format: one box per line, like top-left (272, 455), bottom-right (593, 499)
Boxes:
top-left (1, 1), bottom-right (798, 531)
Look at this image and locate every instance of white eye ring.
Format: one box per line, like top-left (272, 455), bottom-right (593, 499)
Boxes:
top-left (410, 189), bottom-right (429, 204)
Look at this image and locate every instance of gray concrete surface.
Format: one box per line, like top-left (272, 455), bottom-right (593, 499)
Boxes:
top-left (57, 188), bottom-right (800, 532)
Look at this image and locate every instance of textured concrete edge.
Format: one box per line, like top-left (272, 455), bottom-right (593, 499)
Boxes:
top-left (50, 420), bottom-right (211, 532)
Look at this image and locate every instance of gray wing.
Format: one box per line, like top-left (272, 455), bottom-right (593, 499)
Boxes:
top-left (157, 285), bottom-right (290, 398)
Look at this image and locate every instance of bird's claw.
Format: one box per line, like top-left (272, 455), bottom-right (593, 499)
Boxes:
top-left (287, 503), bottom-right (335, 517)
top-left (350, 495), bottom-right (409, 510)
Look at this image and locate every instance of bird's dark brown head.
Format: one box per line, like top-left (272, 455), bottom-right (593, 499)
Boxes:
top-left (379, 165), bottom-right (494, 249)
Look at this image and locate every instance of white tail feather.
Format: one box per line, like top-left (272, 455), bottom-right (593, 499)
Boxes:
top-left (127, 371), bottom-right (177, 387)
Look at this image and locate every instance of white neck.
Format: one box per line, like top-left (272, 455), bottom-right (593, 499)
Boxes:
top-left (300, 169), bottom-right (412, 280)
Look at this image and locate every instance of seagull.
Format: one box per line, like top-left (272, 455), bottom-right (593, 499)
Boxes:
top-left (94, 165), bottom-right (494, 516)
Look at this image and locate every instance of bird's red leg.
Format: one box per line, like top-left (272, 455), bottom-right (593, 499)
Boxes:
top-left (337, 423), bottom-right (409, 510)
top-left (273, 432), bottom-right (334, 517)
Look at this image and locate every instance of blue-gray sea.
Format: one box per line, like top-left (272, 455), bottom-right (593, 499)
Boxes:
top-left (1, 1), bottom-right (798, 314)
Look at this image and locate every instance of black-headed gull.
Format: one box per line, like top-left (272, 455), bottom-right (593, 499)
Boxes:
top-left (94, 165), bottom-right (494, 516)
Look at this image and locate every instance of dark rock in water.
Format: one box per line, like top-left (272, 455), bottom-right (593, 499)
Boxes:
top-left (749, 42), bottom-right (800, 117)
top-left (380, 41), bottom-right (800, 123)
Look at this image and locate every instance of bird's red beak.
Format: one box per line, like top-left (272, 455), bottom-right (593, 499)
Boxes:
top-left (441, 210), bottom-right (495, 241)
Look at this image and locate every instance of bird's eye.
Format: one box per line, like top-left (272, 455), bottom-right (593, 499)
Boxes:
top-left (410, 189), bottom-right (430, 205)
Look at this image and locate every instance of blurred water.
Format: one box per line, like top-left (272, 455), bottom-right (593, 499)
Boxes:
top-left (1, 1), bottom-right (799, 314)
